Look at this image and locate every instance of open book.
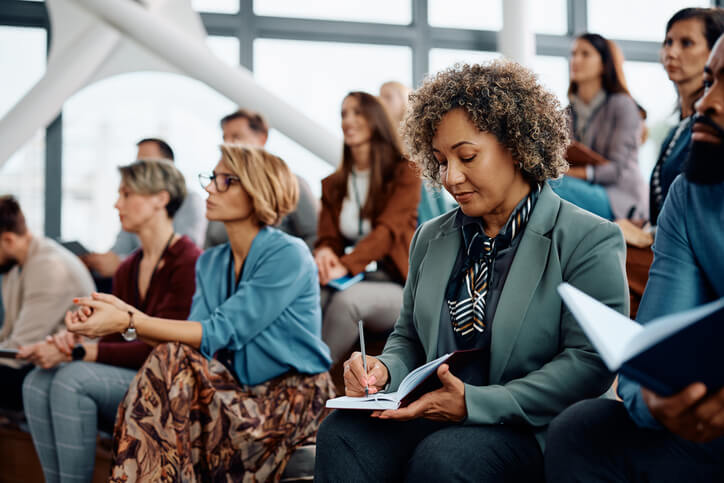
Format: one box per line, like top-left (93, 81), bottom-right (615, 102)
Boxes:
top-left (326, 349), bottom-right (480, 410)
top-left (558, 283), bottom-right (724, 396)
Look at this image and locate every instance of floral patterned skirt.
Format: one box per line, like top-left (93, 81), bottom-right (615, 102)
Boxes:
top-left (110, 342), bottom-right (335, 482)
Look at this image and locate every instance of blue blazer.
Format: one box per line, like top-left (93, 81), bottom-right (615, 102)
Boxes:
top-left (189, 226), bottom-right (332, 385)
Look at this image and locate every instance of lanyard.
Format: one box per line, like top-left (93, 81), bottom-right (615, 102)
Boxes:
top-left (134, 232), bottom-right (175, 311)
top-left (350, 171), bottom-right (364, 237)
top-left (571, 96), bottom-right (607, 143)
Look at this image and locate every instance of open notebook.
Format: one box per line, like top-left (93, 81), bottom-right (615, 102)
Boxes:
top-left (558, 283), bottom-right (724, 395)
top-left (326, 349), bottom-right (480, 410)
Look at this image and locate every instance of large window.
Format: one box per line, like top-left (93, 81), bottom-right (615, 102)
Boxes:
top-left (0, 26), bottom-right (47, 235)
top-left (254, 39), bottom-right (413, 195)
top-left (3, 0), bottom-right (706, 237)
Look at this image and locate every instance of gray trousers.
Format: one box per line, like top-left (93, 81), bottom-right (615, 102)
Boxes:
top-left (22, 362), bottom-right (137, 483)
top-left (315, 410), bottom-right (543, 482)
top-left (321, 279), bottom-right (403, 364)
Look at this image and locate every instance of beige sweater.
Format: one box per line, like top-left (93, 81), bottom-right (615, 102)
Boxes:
top-left (0, 236), bottom-right (95, 368)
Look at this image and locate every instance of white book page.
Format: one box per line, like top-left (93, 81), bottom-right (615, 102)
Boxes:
top-left (396, 353), bottom-right (452, 397)
top-left (325, 394), bottom-right (401, 410)
top-left (558, 284), bottom-right (642, 370)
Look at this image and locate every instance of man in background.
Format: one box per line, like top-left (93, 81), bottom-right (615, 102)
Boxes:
top-left (0, 196), bottom-right (95, 411)
top-left (204, 109), bottom-right (318, 250)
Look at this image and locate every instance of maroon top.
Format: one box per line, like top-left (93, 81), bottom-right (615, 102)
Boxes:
top-left (96, 235), bottom-right (201, 369)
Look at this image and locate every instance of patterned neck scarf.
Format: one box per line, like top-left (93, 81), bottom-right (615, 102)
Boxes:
top-left (447, 185), bottom-right (540, 338)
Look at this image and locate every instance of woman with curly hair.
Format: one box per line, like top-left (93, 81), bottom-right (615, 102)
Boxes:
top-left (65, 145), bottom-right (335, 481)
top-left (315, 91), bottom-right (421, 363)
top-left (554, 33), bottom-right (647, 221)
top-left (314, 61), bottom-right (629, 482)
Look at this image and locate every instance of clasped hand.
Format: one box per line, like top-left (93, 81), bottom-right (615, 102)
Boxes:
top-left (314, 247), bottom-right (348, 285)
top-left (17, 329), bottom-right (84, 369)
top-left (65, 292), bottom-right (138, 338)
top-left (343, 352), bottom-right (467, 422)
top-left (644, 383), bottom-right (724, 443)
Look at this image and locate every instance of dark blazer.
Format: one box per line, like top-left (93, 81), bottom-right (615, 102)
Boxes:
top-left (570, 93), bottom-right (648, 220)
top-left (316, 161), bottom-right (421, 280)
top-left (377, 183), bottom-right (629, 449)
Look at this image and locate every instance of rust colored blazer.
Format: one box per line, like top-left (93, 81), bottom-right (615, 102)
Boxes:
top-left (316, 160), bottom-right (421, 281)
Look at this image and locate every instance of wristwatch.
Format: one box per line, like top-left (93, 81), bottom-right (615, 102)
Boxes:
top-left (71, 344), bottom-right (86, 361)
top-left (122, 310), bottom-right (137, 342)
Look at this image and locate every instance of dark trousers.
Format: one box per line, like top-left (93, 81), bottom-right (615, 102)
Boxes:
top-left (0, 363), bottom-right (33, 411)
top-left (315, 410), bottom-right (543, 483)
top-left (545, 398), bottom-right (724, 483)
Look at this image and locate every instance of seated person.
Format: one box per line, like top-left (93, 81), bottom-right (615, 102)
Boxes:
top-left (18, 159), bottom-right (200, 482)
top-left (314, 61), bottom-right (629, 482)
top-left (552, 33), bottom-right (647, 221)
top-left (0, 196), bottom-right (95, 412)
top-left (315, 91), bottom-right (421, 364)
top-left (205, 109), bottom-right (318, 250)
top-left (615, 8), bottom-right (724, 316)
top-left (544, 34), bottom-right (724, 483)
top-left (83, 138), bottom-right (206, 277)
top-left (65, 145), bottom-right (335, 481)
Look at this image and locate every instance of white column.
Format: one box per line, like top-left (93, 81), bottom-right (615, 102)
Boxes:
top-left (499, 0), bottom-right (536, 66)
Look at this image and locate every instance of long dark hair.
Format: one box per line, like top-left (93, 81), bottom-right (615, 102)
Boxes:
top-left (333, 91), bottom-right (405, 219)
top-left (568, 33), bottom-right (628, 98)
top-left (665, 8), bottom-right (724, 113)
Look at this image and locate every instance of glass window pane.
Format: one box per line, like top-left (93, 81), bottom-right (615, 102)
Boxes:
top-left (428, 0), bottom-right (566, 34)
top-left (191, 0), bottom-right (239, 14)
top-left (429, 49), bottom-right (501, 76)
top-left (0, 26), bottom-right (47, 235)
top-left (254, 0), bottom-right (412, 25)
top-left (623, 61), bottom-right (679, 178)
top-left (207, 35), bottom-right (240, 67)
top-left (62, 73), bottom-right (236, 251)
top-left (530, 55), bottom-right (569, 105)
top-left (254, 39), bottom-right (413, 196)
top-left (587, 0), bottom-right (711, 42)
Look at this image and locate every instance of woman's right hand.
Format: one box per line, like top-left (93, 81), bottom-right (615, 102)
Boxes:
top-left (49, 329), bottom-right (84, 357)
top-left (615, 219), bottom-right (654, 248)
top-left (314, 247), bottom-right (341, 285)
top-left (343, 352), bottom-right (389, 397)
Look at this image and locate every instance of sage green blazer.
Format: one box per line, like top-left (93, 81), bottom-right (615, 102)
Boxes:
top-left (377, 183), bottom-right (628, 448)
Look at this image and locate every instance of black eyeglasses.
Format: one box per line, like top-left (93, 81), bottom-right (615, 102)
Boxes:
top-left (198, 172), bottom-right (241, 193)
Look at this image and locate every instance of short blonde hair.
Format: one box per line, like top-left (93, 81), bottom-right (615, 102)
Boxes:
top-left (118, 159), bottom-right (187, 218)
top-left (219, 144), bottom-right (298, 226)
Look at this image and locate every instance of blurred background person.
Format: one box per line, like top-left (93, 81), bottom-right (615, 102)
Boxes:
top-left (83, 138), bottom-right (206, 280)
top-left (553, 33), bottom-right (647, 221)
top-left (19, 159), bottom-right (200, 483)
top-left (315, 91), bottom-right (420, 364)
top-left (0, 196), bottom-right (94, 413)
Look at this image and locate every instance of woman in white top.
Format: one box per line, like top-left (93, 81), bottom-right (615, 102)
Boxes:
top-left (315, 91), bottom-right (421, 364)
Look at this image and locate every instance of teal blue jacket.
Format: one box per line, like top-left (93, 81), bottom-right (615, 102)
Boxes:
top-left (377, 183), bottom-right (629, 448)
top-left (190, 227), bottom-right (331, 385)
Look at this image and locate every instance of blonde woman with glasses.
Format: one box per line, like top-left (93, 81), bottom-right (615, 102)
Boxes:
top-left (65, 145), bottom-right (335, 481)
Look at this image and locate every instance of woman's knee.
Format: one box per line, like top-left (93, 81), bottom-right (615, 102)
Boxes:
top-left (22, 367), bottom-right (55, 406)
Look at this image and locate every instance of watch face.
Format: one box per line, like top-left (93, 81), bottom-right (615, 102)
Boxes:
top-left (122, 327), bottom-right (137, 342)
top-left (72, 344), bottom-right (86, 361)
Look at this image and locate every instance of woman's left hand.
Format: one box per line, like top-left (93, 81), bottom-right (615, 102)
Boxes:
top-left (372, 364), bottom-right (467, 422)
top-left (325, 263), bottom-right (349, 283)
top-left (17, 341), bottom-right (70, 369)
top-left (66, 296), bottom-right (130, 338)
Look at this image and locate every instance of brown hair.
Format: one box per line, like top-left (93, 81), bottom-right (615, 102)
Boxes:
top-left (220, 108), bottom-right (269, 137)
top-left (0, 195), bottom-right (28, 235)
top-left (219, 144), bottom-right (298, 226)
top-left (333, 91), bottom-right (406, 219)
top-left (568, 33), bottom-right (629, 98)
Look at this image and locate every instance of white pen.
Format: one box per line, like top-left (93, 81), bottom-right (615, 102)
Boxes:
top-left (358, 320), bottom-right (369, 397)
